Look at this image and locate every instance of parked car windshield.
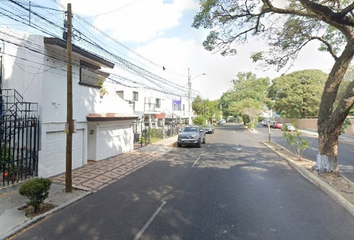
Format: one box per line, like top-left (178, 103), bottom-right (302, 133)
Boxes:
top-left (182, 127), bottom-right (199, 133)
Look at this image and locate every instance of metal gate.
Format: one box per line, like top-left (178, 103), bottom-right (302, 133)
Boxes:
top-left (1, 89), bottom-right (39, 187)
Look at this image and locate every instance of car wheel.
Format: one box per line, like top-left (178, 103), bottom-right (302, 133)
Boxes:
top-left (202, 138), bottom-right (206, 144)
top-left (177, 142), bottom-right (181, 147)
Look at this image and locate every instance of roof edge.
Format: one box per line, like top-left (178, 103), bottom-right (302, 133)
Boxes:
top-left (86, 113), bottom-right (139, 122)
top-left (44, 37), bottom-right (115, 69)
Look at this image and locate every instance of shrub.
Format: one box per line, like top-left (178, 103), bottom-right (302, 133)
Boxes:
top-left (0, 144), bottom-right (12, 172)
top-left (19, 178), bottom-right (52, 212)
top-left (192, 116), bottom-right (206, 126)
top-left (149, 128), bottom-right (163, 138)
top-left (283, 129), bottom-right (309, 160)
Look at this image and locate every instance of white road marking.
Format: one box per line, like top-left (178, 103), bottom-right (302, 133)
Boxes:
top-left (192, 156), bottom-right (201, 168)
top-left (208, 142), bottom-right (212, 147)
top-left (133, 201), bottom-right (167, 240)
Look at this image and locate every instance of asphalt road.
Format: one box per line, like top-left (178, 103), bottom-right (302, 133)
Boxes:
top-left (11, 123), bottom-right (354, 240)
top-left (255, 124), bottom-right (354, 182)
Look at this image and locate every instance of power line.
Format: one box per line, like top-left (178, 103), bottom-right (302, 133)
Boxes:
top-left (0, 1), bottom-right (192, 97)
top-left (84, 0), bottom-right (141, 18)
top-left (0, 28), bottom-right (187, 97)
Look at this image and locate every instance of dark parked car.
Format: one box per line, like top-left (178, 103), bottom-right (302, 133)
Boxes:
top-left (204, 124), bottom-right (214, 134)
top-left (177, 125), bottom-right (206, 148)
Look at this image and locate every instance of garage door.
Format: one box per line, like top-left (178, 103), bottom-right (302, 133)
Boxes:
top-left (46, 129), bottom-right (84, 176)
top-left (98, 125), bottom-right (132, 160)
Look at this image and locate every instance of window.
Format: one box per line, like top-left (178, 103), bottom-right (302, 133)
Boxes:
top-left (79, 60), bottom-right (109, 88)
top-left (173, 103), bottom-right (181, 111)
top-left (172, 99), bottom-right (181, 111)
top-left (156, 98), bottom-right (161, 108)
top-left (117, 91), bottom-right (124, 99)
top-left (128, 100), bottom-right (135, 111)
top-left (133, 91), bottom-right (139, 101)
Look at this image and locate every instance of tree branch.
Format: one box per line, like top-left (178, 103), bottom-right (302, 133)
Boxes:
top-left (309, 36), bottom-right (339, 61)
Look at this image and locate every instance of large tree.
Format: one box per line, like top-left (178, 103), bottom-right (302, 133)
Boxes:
top-left (222, 72), bottom-right (270, 127)
top-left (269, 69), bottom-right (328, 118)
top-left (192, 0), bottom-right (354, 173)
top-left (192, 96), bottom-right (219, 124)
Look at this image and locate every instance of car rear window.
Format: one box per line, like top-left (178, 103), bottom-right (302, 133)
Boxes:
top-left (183, 127), bottom-right (198, 132)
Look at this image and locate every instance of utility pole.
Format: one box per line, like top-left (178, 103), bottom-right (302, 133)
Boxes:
top-left (188, 68), bottom-right (191, 125)
top-left (65, 3), bottom-right (73, 193)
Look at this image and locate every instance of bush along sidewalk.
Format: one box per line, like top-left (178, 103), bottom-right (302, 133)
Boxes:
top-left (19, 178), bottom-right (52, 213)
top-left (283, 125), bottom-right (310, 160)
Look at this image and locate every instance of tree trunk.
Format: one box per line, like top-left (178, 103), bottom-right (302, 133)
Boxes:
top-left (315, 41), bottom-right (354, 174)
top-left (313, 130), bottom-right (339, 173)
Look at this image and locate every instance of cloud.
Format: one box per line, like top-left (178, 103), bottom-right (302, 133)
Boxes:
top-left (133, 34), bottom-right (335, 100)
top-left (60, 0), bottom-right (335, 101)
top-left (133, 37), bottom-right (239, 100)
top-left (61, 0), bottom-right (198, 43)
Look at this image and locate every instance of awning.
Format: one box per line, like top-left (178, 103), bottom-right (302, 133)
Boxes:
top-left (155, 113), bottom-right (164, 119)
top-left (164, 112), bottom-right (187, 119)
top-left (87, 113), bottom-right (139, 122)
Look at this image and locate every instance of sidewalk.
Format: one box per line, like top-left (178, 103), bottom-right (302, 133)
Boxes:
top-left (2, 132), bottom-right (354, 239)
top-left (300, 128), bottom-right (354, 146)
top-left (0, 136), bottom-right (177, 240)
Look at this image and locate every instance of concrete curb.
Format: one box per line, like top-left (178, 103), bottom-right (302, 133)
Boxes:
top-left (264, 142), bottom-right (354, 218)
top-left (1, 190), bottom-right (91, 240)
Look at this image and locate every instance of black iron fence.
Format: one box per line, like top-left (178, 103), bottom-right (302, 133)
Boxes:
top-left (1, 89), bottom-right (39, 187)
top-left (133, 120), bottom-right (182, 147)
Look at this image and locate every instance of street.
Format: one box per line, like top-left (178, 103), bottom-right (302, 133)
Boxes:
top-left (11, 123), bottom-right (354, 240)
top-left (255, 124), bottom-right (354, 183)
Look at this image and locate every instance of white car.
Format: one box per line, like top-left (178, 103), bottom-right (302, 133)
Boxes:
top-left (281, 123), bottom-right (296, 131)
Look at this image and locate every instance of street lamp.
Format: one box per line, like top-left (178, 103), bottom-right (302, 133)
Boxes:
top-left (188, 68), bottom-right (206, 125)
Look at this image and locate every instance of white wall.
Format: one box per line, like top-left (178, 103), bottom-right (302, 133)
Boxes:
top-left (2, 33), bottom-right (44, 105)
top-left (1, 29), bottom-right (137, 177)
top-left (42, 47), bottom-right (134, 124)
top-left (38, 122), bottom-right (87, 177)
top-left (88, 120), bottom-right (133, 161)
top-left (114, 86), bottom-right (192, 121)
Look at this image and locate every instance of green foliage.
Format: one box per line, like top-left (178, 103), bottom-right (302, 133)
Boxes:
top-left (192, 1), bottom-right (344, 67)
top-left (283, 129), bottom-right (310, 160)
top-left (149, 128), bottom-right (164, 139)
top-left (139, 128), bottom-right (164, 144)
top-left (192, 96), bottom-right (219, 124)
top-left (192, 95), bottom-right (205, 115)
top-left (0, 145), bottom-right (13, 173)
top-left (193, 115), bottom-right (206, 126)
top-left (221, 72), bottom-right (269, 128)
top-left (241, 114), bottom-right (250, 126)
top-left (268, 69), bottom-right (327, 118)
top-left (340, 118), bottom-right (351, 135)
top-left (19, 178), bottom-right (52, 213)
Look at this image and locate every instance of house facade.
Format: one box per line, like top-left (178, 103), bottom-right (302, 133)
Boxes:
top-left (115, 86), bottom-right (190, 136)
top-left (0, 28), bottom-right (138, 179)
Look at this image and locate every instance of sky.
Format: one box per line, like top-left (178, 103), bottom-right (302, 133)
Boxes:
top-left (3, 0), bottom-right (335, 100)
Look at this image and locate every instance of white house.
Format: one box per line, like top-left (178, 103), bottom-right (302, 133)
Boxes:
top-left (115, 86), bottom-right (191, 133)
top-left (0, 28), bottom-right (138, 178)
